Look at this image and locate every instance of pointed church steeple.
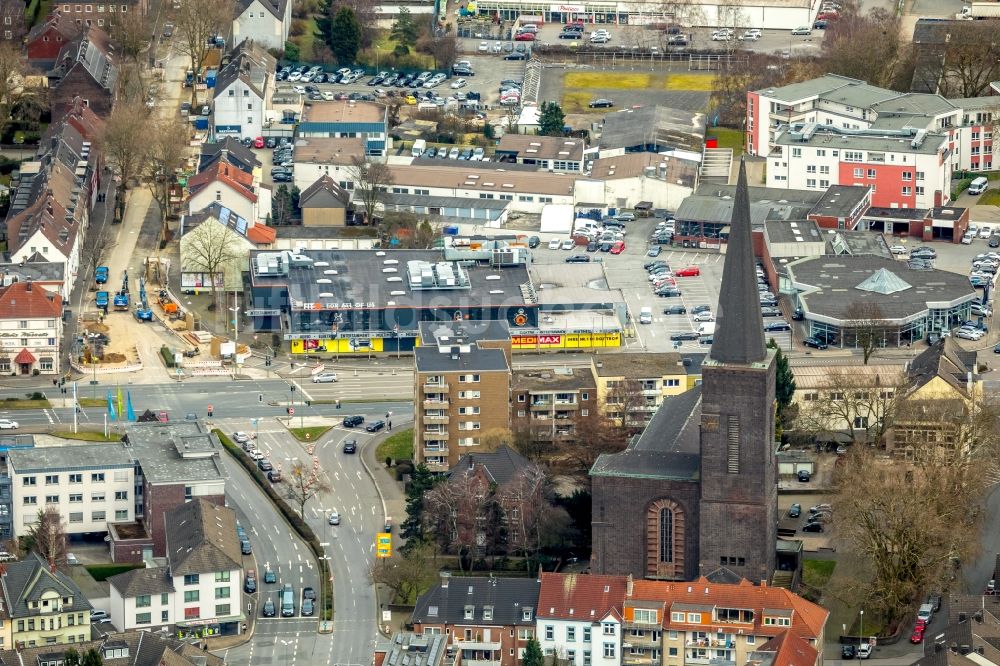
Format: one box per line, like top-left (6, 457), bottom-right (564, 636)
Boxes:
top-left (709, 160), bottom-right (766, 365)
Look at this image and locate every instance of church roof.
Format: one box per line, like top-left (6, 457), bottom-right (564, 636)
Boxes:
top-left (710, 160), bottom-right (767, 365)
top-left (590, 387), bottom-right (702, 480)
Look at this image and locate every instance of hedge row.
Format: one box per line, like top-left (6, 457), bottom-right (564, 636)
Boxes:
top-left (160, 346), bottom-right (175, 368)
top-left (214, 430), bottom-right (333, 621)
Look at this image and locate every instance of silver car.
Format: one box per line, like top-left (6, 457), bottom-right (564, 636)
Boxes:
top-left (312, 372), bottom-right (338, 383)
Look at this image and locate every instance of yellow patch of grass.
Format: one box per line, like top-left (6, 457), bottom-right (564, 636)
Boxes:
top-left (561, 91), bottom-right (609, 114)
top-left (564, 72), bottom-right (652, 90)
top-left (664, 73), bottom-right (716, 91)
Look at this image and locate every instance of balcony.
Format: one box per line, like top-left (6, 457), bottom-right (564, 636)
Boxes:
top-left (553, 401), bottom-right (578, 409)
top-left (454, 639), bottom-right (502, 651)
top-left (426, 459), bottom-right (450, 472)
top-left (423, 399), bottom-right (449, 409)
top-left (423, 382), bottom-right (450, 393)
top-left (462, 660), bottom-right (501, 666)
top-left (530, 402), bottom-right (553, 411)
top-left (622, 629), bottom-right (660, 645)
top-left (423, 446), bottom-right (449, 458)
top-left (424, 414), bottom-right (449, 425)
top-left (623, 655), bottom-right (658, 666)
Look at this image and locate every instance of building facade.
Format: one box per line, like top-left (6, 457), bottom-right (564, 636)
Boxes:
top-left (592, 354), bottom-right (703, 429)
top-left (0, 282), bottom-right (63, 376)
top-left (211, 40), bottom-right (276, 141)
top-left (1, 553), bottom-right (92, 648)
top-left (511, 368), bottom-right (598, 447)
top-left (232, 0), bottom-right (290, 51)
top-left (536, 573), bottom-right (626, 666)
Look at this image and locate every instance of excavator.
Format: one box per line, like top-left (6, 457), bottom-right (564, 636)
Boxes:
top-left (113, 269), bottom-right (130, 311)
top-left (135, 276), bottom-right (153, 321)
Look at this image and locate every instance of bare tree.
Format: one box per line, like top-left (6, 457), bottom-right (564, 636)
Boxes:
top-left (422, 470), bottom-right (491, 573)
top-left (820, 3), bottom-right (910, 91)
top-left (143, 118), bottom-right (190, 241)
top-left (80, 226), bottom-right (118, 284)
top-left (284, 460), bottom-right (332, 517)
top-left (173, 0), bottom-right (235, 105)
top-left (711, 51), bottom-right (802, 128)
top-left (604, 378), bottom-right (650, 436)
top-left (795, 368), bottom-right (904, 444)
top-left (182, 219), bottom-right (243, 315)
top-left (842, 301), bottom-right (891, 364)
top-left (936, 22), bottom-right (1000, 97)
top-left (0, 42), bottom-right (41, 143)
top-left (21, 507), bottom-right (68, 566)
top-left (366, 540), bottom-right (438, 604)
top-left (347, 156), bottom-right (393, 225)
top-left (108, 9), bottom-right (152, 104)
top-left (98, 101), bottom-right (149, 222)
top-left (420, 32), bottom-right (458, 70)
top-left (496, 465), bottom-right (571, 572)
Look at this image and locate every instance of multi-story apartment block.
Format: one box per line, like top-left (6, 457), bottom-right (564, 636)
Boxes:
top-left (0, 282), bottom-right (63, 376)
top-left (411, 572), bottom-right (540, 666)
top-left (1, 553), bottom-right (91, 648)
top-left (212, 40), bottom-right (276, 142)
top-left (511, 368), bottom-right (597, 447)
top-left (8, 444), bottom-right (133, 537)
top-left (746, 74), bottom-right (997, 208)
top-left (592, 353), bottom-right (704, 428)
top-left (108, 500), bottom-right (244, 636)
top-left (413, 321), bottom-right (512, 473)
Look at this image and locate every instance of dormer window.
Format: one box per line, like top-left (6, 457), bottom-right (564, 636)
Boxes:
top-left (464, 605), bottom-right (474, 620)
top-left (522, 607), bottom-right (533, 621)
top-left (483, 606), bottom-right (493, 621)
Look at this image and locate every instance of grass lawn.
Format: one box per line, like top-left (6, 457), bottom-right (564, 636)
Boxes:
top-left (85, 563), bottom-right (143, 581)
top-left (802, 559), bottom-right (836, 589)
top-left (978, 190), bottom-right (1000, 206)
top-left (51, 431), bottom-right (120, 442)
top-left (376, 428), bottom-right (414, 463)
top-left (288, 425), bottom-right (331, 442)
top-left (0, 398), bottom-right (51, 409)
top-left (665, 73), bottom-right (716, 91)
top-left (564, 72), bottom-right (652, 90)
top-left (562, 91), bottom-right (607, 114)
top-left (78, 398), bottom-right (108, 407)
top-left (708, 127), bottom-right (745, 155)
top-left (289, 17), bottom-right (319, 62)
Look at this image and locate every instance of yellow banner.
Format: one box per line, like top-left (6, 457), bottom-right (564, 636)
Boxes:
top-left (511, 332), bottom-right (621, 350)
top-left (376, 532), bottom-right (392, 558)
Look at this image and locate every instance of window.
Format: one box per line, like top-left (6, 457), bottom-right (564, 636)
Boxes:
top-left (581, 392), bottom-right (589, 401)
top-left (45, 475), bottom-right (58, 485)
top-left (902, 171), bottom-right (912, 181)
top-left (633, 609), bottom-right (658, 624)
top-left (215, 571), bottom-right (231, 582)
top-left (215, 604), bottom-right (231, 617)
top-left (791, 148), bottom-right (801, 158)
top-left (91, 473), bottom-right (105, 482)
top-left (215, 587), bottom-right (230, 599)
top-left (545, 625), bottom-right (553, 641)
top-left (669, 648), bottom-right (679, 656)
top-left (687, 613), bottom-right (701, 623)
top-left (22, 477), bottom-right (36, 486)
top-left (669, 631), bottom-right (678, 639)
top-left (184, 607), bottom-right (199, 620)
top-left (902, 187), bottom-right (912, 196)
top-left (581, 409), bottom-right (589, 416)
top-left (136, 595), bottom-right (151, 608)
top-left (135, 612), bottom-right (151, 625)
top-left (458, 391), bottom-right (480, 399)
top-left (602, 622), bottom-right (615, 635)
top-left (583, 652), bottom-right (591, 666)
top-left (671, 612), bottom-right (684, 622)
top-left (69, 513), bottom-right (82, 523)
top-left (92, 511), bottom-right (105, 521)
top-left (184, 591), bottom-right (200, 603)
top-left (464, 606), bottom-right (474, 620)
top-left (583, 627), bottom-right (591, 642)
top-left (162, 593), bottom-right (169, 605)
top-left (92, 492), bottom-right (105, 502)
top-left (115, 510), bottom-right (127, 521)
top-left (566, 650), bottom-right (576, 663)
top-left (916, 171), bottom-right (925, 180)
top-left (916, 186), bottom-right (925, 196)
top-left (114, 470), bottom-right (128, 482)
top-left (816, 149), bottom-right (826, 157)
top-left (183, 574), bottom-right (200, 586)
top-left (567, 626), bottom-right (576, 642)
top-left (23, 496), bottom-right (36, 505)
top-left (45, 495), bottom-right (58, 504)
top-left (806, 179), bottom-right (816, 188)
top-left (603, 643), bottom-right (615, 659)
top-left (806, 165), bottom-right (816, 173)
top-left (746, 635), bottom-right (755, 645)
top-left (522, 608), bottom-right (533, 622)
top-left (459, 374), bottom-right (480, 383)
top-left (518, 394), bottom-right (526, 402)
top-left (115, 491), bottom-right (127, 501)
top-left (659, 507), bottom-right (674, 563)
top-left (69, 474), bottom-right (82, 484)
top-left (867, 169), bottom-right (876, 178)
top-left (69, 494), bottom-right (82, 503)
top-left (539, 197), bottom-right (553, 203)
top-left (161, 610), bottom-right (169, 622)
top-left (483, 606), bottom-right (493, 621)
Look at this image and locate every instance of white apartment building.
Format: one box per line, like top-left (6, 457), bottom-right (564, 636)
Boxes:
top-left (212, 40), bottom-right (276, 141)
top-left (0, 281), bottom-right (63, 375)
top-left (108, 499), bottom-right (244, 635)
top-left (232, 0), bottom-right (291, 52)
top-left (747, 74), bottom-right (996, 205)
top-left (537, 573), bottom-right (625, 666)
top-left (7, 444), bottom-right (134, 537)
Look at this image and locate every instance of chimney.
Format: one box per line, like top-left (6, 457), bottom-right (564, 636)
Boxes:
top-left (968, 371), bottom-right (973, 394)
top-left (25, 281), bottom-right (32, 292)
top-left (537, 564), bottom-right (543, 583)
top-left (440, 572), bottom-right (451, 589)
top-left (626, 574), bottom-right (633, 597)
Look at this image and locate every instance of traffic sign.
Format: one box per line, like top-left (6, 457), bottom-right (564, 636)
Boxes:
top-left (376, 533), bottom-right (392, 558)
top-left (289, 407), bottom-right (295, 416)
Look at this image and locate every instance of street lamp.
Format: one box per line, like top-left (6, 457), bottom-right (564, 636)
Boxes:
top-left (859, 609), bottom-right (864, 643)
top-left (231, 298), bottom-right (241, 340)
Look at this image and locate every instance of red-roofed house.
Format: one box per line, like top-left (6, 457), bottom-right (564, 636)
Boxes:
top-left (0, 281), bottom-right (64, 375)
top-left (188, 161), bottom-right (268, 225)
top-left (26, 12), bottom-right (79, 69)
top-left (748, 632), bottom-right (820, 666)
top-left (537, 573), bottom-right (628, 666)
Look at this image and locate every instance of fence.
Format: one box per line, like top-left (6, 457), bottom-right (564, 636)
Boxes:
top-left (533, 47), bottom-right (749, 70)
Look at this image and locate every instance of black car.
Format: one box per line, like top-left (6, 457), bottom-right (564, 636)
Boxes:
top-left (802, 522), bottom-right (823, 533)
top-left (599, 242), bottom-right (613, 252)
top-left (656, 287), bottom-right (682, 297)
top-left (644, 260), bottom-right (668, 270)
top-left (761, 306), bottom-right (782, 317)
top-left (764, 321), bottom-right (791, 332)
top-left (452, 65), bottom-right (475, 76)
top-left (588, 98), bottom-right (614, 108)
top-left (342, 415), bottom-right (364, 427)
top-left (244, 576), bottom-right (257, 593)
top-left (663, 305), bottom-right (686, 315)
top-left (691, 305), bottom-right (711, 314)
top-left (559, 30), bottom-right (582, 38)
top-left (842, 645), bottom-right (856, 660)
top-left (343, 439), bottom-right (357, 454)
top-left (565, 254), bottom-right (590, 263)
top-left (788, 503), bottom-right (802, 518)
top-left (366, 420), bottom-right (386, 432)
top-left (383, 73), bottom-right (399, 86)
top-left (792, 307), bottom-right (804, 320)
top-left (302, 587), bottom-right (316, 601)
top-left (262, 599), bottom-right (276, 617)
top-left (797, 469), bottom-right (811, 482)
top-left (670, 331), bottom-right (700, 341)
top-left (504, 52), bottom-right (527, 60)
top-left (528, 235), bottom-right (540, 248)
top-left (990, 236), bottom-right (1000, 248)
top-left (927, 593), bottom-right (942, 612)
top-left (699, 336), bottom-right (713, 345)
top-left (586, 241), bottom-right (599, 252)
top-left (265, 137), bottom-right (277, 149)
top-left (803, 337), bottom-right (828, 350)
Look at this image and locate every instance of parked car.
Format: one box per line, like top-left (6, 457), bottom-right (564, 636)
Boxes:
top-left (788, 503), bottom-right (802, 518)
top-left (262, 599), bottom-right (276, 617)
top-left (797, 469), bottom-right (812, 482)
top-left (842, 646), bottom-right (856, 660)
top-left (647, 246), bottom-right (662, 257)
top-left (674, 266), bottom-right (700, 277)
top-left (670, 331), bottom-right (700, 341)
top-left (802, 521), bottom-right (823, 533)
top-left (803, 337), bottom-right (828, 350)
top-left (791, 26), bottom-right (812, 35)
top-left (764, 321), bottom-right (791, 332)
top-left (566, 254), bottom-right (591, 263)
top-left (588, 98), bottom-right (614, 108)
top-left (663, 305), bottom-right (687, 315)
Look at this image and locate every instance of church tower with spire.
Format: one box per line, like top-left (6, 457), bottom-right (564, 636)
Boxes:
top-left (697, 160), bottom-right (778, 583)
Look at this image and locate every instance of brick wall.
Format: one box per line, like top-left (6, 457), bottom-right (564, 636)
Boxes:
top-left (414, 622), bottom-right (526, 666)
top-left (144, 480), bottom-right (224, 556)
top-left (52, 70), bottom-right (113, 119)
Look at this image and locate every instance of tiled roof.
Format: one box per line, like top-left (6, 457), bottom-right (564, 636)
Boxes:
top-left (451, 446), bottom-right (529, 486)
top-left (299, 174), bottom-right (350, 208)
top-left (247, 223), bottom-right (276, 244)
top-left (629, 577), bottom-right (829, 641)
top-left (51, 24), bottom-right (118, 93)
top-left (166, 499), bottom-right (242, 576)
top-left (13, 349), bottom-right (36, 364)
top-left (537, 572), bottom-right (628, 620)
top-left (188, 161), bottom-right (257, 204)
top-left (27, 11), bottom-right (79, 47)
top-left (0, 552), bottom-right (92, 618)
top-left (0, 281), bottom-right (62, 319)
top-left (108, 567), bottom-right (175, 598)
top-left (0, 630), bottom-right (224, 666)
top-left (907, 336), bottom-right (977, 396)
top-left (751, 631), bottom-right (819, 666)
top-left (199, 137), bottom-right (260, 174)
top-left (411, 574), bottom-right (540, 627)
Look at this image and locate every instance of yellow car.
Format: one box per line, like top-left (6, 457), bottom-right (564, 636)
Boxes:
top-left (405, 95), bottom-right (417, 105)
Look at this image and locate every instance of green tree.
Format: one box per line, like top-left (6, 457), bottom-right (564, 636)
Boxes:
top-left (400, 464), bottom-right (441, 551)
top-left (81, 649), bottom-right (103, 666)
top-left (329, 6), bottom-right (361, 65)
top-left (767, 339), bottom-right (796, 418)
top-left (390, 7), bottom-right (419, 47)
top-left (63, 650), bottom-right (81, 666)
top-left (538, 101), bottom-right (566, 137)
top-left (522, 638), bottom-right (544, 666)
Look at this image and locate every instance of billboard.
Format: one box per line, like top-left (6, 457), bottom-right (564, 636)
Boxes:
top-left (376, 533), bottom-right (392, 558)
top-left (511, 332), bottom-right (621, 349)
top-left (290, 337), bottom-right (385, 354)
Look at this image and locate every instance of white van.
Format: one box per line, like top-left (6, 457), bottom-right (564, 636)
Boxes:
top-left (969, 176), bottom-right (989, 195)
top-left (639, 307), bottom-right (653, 324)
top-left (411, 139), bottom-right (426, 157)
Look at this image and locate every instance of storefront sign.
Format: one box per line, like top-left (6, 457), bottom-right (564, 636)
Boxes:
top-left (245, 309), bottom-right (280, 317)
top-left (511, 332), bottom-right (622, 349)
top-left (555, 4), bottom-right (584, 11)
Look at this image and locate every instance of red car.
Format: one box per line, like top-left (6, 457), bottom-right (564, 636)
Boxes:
top-left (817, 11), bottom-right (838, 19)
top-left (514, 32), bottom-right (536, 41)
top-left (910, 627), bottom-right (925, 643)
top-left (675, 266), bottom-right (701, 277)
top-left (610, 241), bottom-right (625, 254)
top-left (253, 136), bottom-right (265, 149)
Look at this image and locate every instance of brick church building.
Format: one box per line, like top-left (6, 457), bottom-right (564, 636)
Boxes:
top-left (591, 161), bottom-right (781, 584)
